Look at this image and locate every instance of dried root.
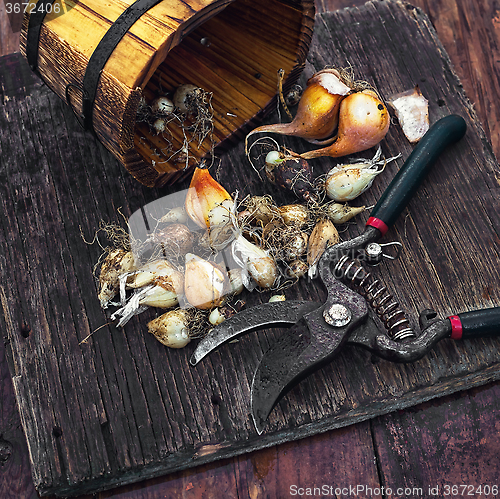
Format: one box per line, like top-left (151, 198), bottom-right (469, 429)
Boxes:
top-left (136, 84), bottom-right (216, 170)
top-left (91, 154), bottom-right (372, 346)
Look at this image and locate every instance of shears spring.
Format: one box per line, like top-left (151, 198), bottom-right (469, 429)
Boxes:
top-left (333, 255), bottom-right (414, 340)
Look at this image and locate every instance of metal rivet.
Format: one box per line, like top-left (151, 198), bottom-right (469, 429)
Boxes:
top-left (365, 242), bottom-right (383, 259)
top-left (323, 304), bottom-right (352, 327)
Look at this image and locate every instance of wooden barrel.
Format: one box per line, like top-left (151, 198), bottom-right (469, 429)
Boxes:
top-left (20, 0), bottom-right (315, 187)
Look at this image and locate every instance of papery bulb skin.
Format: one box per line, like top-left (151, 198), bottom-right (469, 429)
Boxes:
top-left (389, 85), bottom-right (429, 143)
top-left (246, 69), bottom-right (351, 144)
top-left (301, 90), bottom-right (390, 159)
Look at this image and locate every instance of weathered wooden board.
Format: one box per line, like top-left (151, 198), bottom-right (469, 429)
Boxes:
top-left (372, 384), bottom-right (500, 497)
top-left (1, 1), bottom-right (500, 496)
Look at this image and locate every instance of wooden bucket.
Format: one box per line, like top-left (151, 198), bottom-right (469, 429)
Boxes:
top-left (20, 0), bottom-right (315, 187)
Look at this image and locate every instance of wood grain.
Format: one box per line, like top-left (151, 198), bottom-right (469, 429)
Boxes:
top-left (1, 1), bottom-right (500, 498)
top-left (373, 384), bottom-right (500, 498)
top-left (0, 0), bottom-right (21, 56)
top-left (18, 0), bottom-right (314, 187)
top-left (2, 2), bottom-right (500, 496)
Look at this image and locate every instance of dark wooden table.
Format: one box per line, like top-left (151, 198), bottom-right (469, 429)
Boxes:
top-left (1, 1), bottom-right (499, 498)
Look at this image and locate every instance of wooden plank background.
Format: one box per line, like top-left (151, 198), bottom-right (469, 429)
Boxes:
top-left (1, 0), bottom-right (500, 498)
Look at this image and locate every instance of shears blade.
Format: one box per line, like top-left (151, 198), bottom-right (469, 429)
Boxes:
top-left (251, 304), bottom-right (368, 434)
top-left (190, 300), bottom-right (321, 366)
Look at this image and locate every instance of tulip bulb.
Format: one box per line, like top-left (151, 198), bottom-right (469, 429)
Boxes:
top-left (278, 204), bottom-right (310, 228)
top-left (110, 259), bottom-right (184, 327)
top-left (126, 259), bottom-right (184, 293)
top-left (151, 96), bottom-right (174, 115)
top-left (232, 235), bottom-right (278, 289)
top-left (245, 195), bottom-right (280, 226)
top-left (324, 147), bottom-right (400, 202)
top-left (173, 84), bottom-right (203, 114)
top-left (246, 69), bottom-right (351, 148)
top-left (264, 222), bottom-right (308, 262)
top-left (208, 199), bottom-right (235, 227)
top-left (271, 154), bottom-right (315, 201)
top-left (208, 301), bottom-right (245, 325)
top-left (325, 165), bottom-right (384, 202)
top-left (307, 219), bottom-right (339, 278)
top-left (324, 203), bottom-right (366, 224)
top-left (159, 206), bottom-right (187, 224)
top-left (185, 167), bottom-right (234, 229)
top-left (301, 90), bottom-right (390, 160)
top-left (111, 282), bottom-right (181, 327)
top-left (148, 309), bottom-right (192, 348)
top-left (269, 294), bottom-right (286, 303)
top-left (139, 286), bottom-right (179, 308)
top-left (228, 268), bottom-right (245, 295)
top-left (246, 254), bottom-right (278, 289)
top-left (98, 249), bottom-right (137, 308)
top-left (284, 231), bottom-right (309, 261)
top-left (184, 253), bottom-right (227, 309)
top-left (208, 308), bottom-right (226, 326)
top-left (285, 259), bottom-right (308, 279)
top-left (153, 118), bottom-right (167, 134)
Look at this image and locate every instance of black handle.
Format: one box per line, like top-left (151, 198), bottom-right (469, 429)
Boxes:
top-left (368, 115), bottom-right (467, 233)
top-left (449, 308), bottom-right (500, 339)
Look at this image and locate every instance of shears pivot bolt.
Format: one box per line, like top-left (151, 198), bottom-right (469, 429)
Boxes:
top-left (365, 242), bottom-right (383, 264)
top-left (323, 304), bottom-right (352, 327)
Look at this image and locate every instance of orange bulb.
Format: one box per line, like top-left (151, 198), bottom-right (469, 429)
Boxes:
top-left (301, 90), bottom-right (390, 159)
top-left (184, 167), bottom-right (233, 229)
top-left (245, 69), bottom-right (351, 149)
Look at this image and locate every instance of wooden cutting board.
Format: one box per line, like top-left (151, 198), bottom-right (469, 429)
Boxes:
top-left (1, 1), bottom-right (499, 496)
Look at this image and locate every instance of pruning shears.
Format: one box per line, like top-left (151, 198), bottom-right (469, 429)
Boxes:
top-left (190, 115), bottom-right (500, 433)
